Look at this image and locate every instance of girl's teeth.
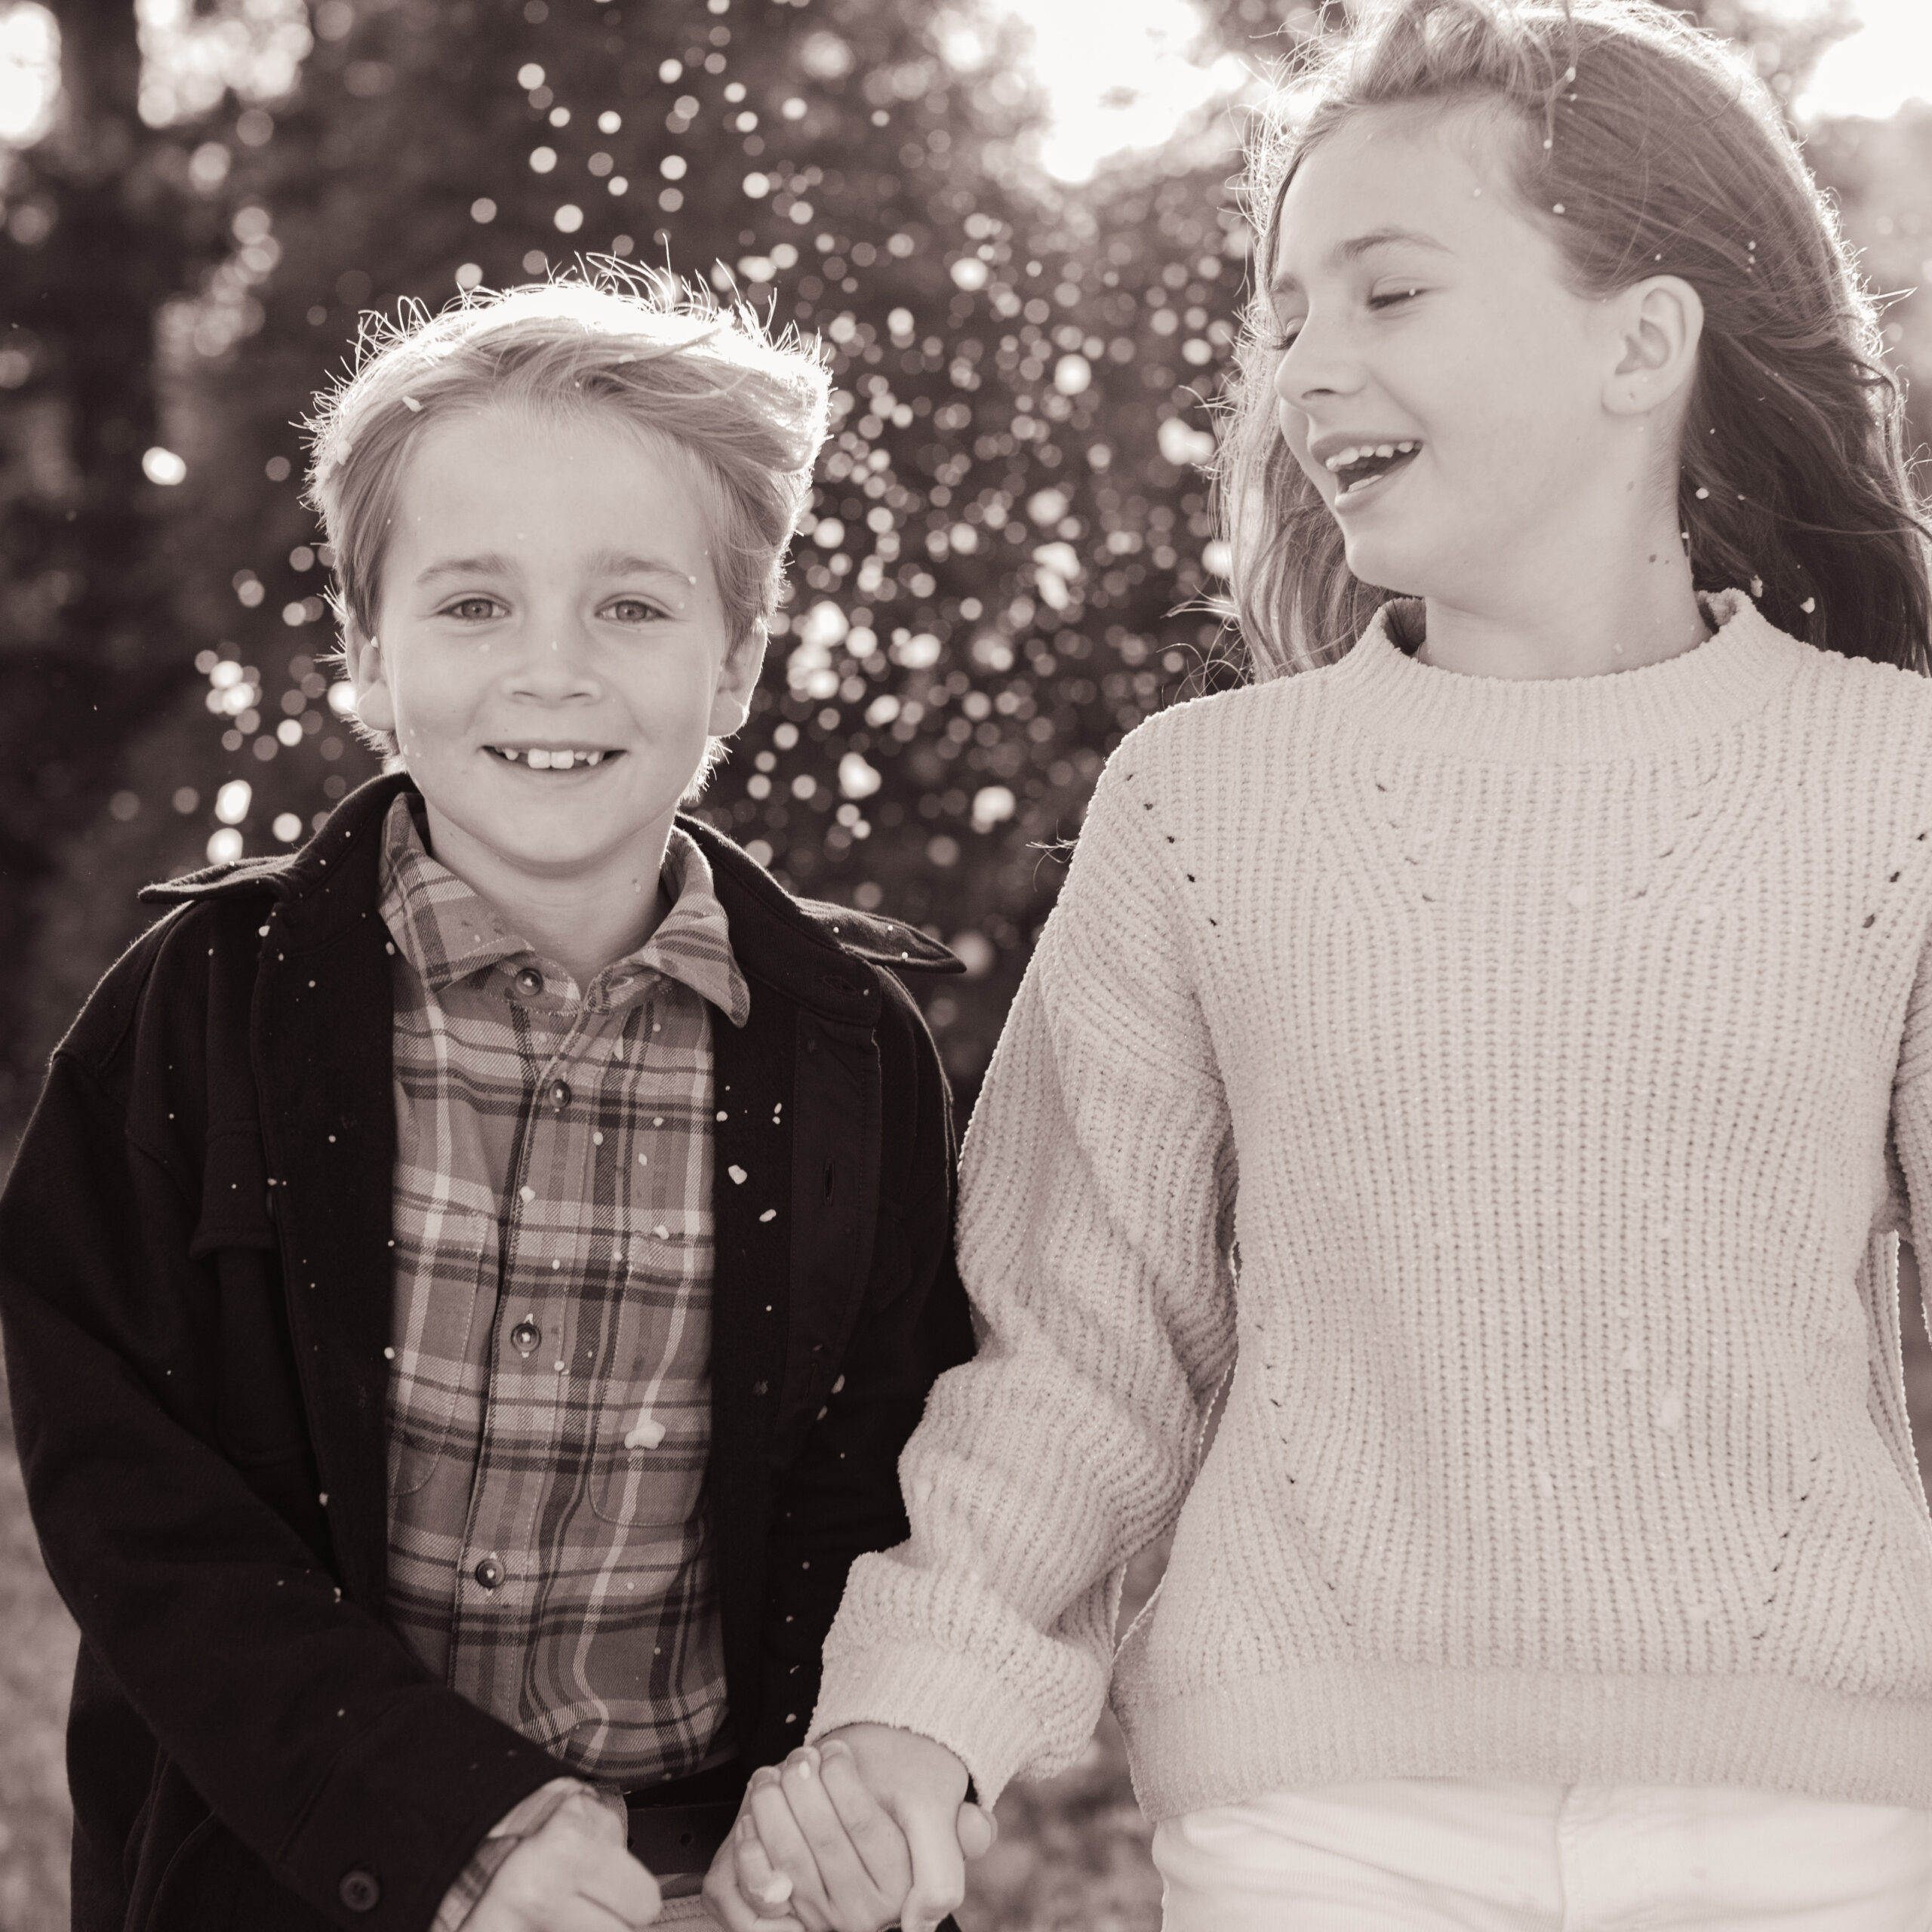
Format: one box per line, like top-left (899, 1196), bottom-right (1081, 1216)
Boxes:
top-left (528, 748), bottom-right (552, 769)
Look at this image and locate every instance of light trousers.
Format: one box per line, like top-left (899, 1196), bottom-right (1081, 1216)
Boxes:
top-left (1152, 1778), bottom-right (1932, 1931)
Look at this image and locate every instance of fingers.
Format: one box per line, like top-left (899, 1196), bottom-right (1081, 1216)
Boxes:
top-left (737, 1810), bottom-right (808, 1922)
top-left (815, 1741), bottom-right (915, 1902)
top-left (472, 1799), bottom-right (663, 1932)
top-left (703, 1817), bottom-right (804, 1932)
top-left (892, 1799), bottom-right (968, 1932)
top-left (574, 1841), bottom-right (661, 1928)
top-left (955, 1801), bottom-right (998, 1861)
top-left (777, 1747), bottom-right (898, 1913)
top-left (747, 1766), bottom-right (837, 1927)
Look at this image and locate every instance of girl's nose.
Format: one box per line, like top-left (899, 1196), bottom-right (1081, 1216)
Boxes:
top-left (1274, 319), bottom-right (1358, 408)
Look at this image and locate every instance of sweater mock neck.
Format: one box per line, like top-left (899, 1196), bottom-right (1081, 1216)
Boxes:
top-left (1331, 590), bottom-right (1807, 764)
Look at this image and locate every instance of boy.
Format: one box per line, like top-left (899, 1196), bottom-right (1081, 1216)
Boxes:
top-left (0, 275), bottom-right (974, 1931)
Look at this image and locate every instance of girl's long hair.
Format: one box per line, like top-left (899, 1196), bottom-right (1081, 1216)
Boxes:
top-left (1214, 0), bottom-right (1932, 678)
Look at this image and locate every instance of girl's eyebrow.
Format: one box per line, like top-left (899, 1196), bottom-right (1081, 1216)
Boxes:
top-left (1270, 226), bottom-right (1452, 295)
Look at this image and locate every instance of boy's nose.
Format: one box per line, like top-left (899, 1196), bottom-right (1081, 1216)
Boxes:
top-left (506, 628), bottom-right (601, 699)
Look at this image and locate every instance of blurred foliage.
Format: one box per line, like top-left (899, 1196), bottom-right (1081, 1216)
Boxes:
top-left (0, 0), bottom-right (1926, 1132)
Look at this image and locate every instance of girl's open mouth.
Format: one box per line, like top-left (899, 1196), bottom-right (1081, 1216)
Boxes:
top-left (485, 746), bottom-right (623, 771)
top-left (1328, 440), bottom-right (1422, 504)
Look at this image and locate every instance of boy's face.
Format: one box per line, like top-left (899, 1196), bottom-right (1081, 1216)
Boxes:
top-left (349, 405), bottom-right (758, 891)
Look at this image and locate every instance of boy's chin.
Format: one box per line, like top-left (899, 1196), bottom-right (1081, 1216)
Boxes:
top-left (426, 791), bottom-right (683, 878)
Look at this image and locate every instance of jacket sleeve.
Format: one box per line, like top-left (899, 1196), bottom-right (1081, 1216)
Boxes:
top-left (750, 974), bottom-right (975, 1770)
top-left (0, 963), bottom-right (564, 1932)
top-left (806, 748), bottom-right (1238, 1804)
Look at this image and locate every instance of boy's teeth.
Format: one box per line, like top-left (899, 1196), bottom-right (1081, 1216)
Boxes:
top-left (500, 746), bottom-right (608, 769)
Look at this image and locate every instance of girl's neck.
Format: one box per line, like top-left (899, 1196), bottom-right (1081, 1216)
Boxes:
top-left (1413, 542), bottom-right (1712, 683)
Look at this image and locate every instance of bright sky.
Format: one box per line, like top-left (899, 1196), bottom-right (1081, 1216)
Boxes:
top-left (0, 0), bottom-right (1925, 161)
top-left (1793, 0), bottom-right (1932, 122)
top-left (1002, 0), bottom-right (1932, 178)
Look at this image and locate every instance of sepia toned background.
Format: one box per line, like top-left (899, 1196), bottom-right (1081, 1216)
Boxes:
top-left (2, 0), bottom-right (1930, 1922)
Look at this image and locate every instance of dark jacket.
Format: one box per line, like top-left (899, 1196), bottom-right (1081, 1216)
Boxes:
top-left (0, 772), bottom-right (974, 1932)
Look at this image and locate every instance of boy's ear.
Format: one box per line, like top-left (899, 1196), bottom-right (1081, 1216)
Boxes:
top-left (1603, 275), bottom-right (1704, 419)
top-left (707, 620), bottom-right (768, 738)
top-left (344, 623), bottom-right (398, 737)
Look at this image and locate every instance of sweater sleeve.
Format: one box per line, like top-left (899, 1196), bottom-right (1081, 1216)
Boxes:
top-left (808, 746), bottom-right (1238, 1803)
top-left (1890, 923), bottom-right (1932, 1337)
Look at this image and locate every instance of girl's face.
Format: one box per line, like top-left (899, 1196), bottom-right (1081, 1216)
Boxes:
top-left (1269, 101), bottom-right (1640, 605)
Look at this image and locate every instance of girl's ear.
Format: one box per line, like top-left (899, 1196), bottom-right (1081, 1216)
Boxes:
top-left (708, 621), bottom-right (768, 738)
top-left (1604, 275), bottom-right (1705, 418)
top-left (345, 623), bottom-right (397, 736)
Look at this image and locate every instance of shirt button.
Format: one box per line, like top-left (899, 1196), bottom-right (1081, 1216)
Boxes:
top-left (510, 1320), bottom-right (540, 1356)
top-left (339, 1869), bottom-right (382, 1913)
top-left (548, 1079), bottom-right (572, 1108)
top-left (514, 966), bottom-right (543, 997)
top-left (473, 1555), bottom-right (504, 1590)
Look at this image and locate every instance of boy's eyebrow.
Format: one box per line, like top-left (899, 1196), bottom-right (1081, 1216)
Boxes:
top-left (1269, 226), bottom-right (1452, 295)
top-left (581, 548), bottom-right (698, 580)
top-left (414, 550), bottom-right (694, 584)
top-left (415, 553), bottom-right (515, 586)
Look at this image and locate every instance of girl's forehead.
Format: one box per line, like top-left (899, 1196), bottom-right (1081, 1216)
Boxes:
top-left (1272, 100), bottom-right (1535, 284)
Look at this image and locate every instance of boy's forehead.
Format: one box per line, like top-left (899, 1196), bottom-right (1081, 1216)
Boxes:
top-left (379, 408), bottom-right (721, 601)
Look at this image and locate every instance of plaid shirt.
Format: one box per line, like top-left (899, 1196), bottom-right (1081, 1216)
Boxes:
top-left (377, 797), bottom-right (750, 1915)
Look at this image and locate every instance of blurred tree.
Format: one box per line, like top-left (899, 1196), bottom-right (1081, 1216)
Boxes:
top-left (0, 0), bottom-right (220, 1124)
top-left (7, 0), bottom-right (1910, 1133)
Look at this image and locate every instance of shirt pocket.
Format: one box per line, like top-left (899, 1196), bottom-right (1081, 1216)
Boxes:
top-left (586, 1245), bottom-right (714, 1527)
top-left (386, 1208), bottom-right (494, 1497)
top-left (589, 1407), bottom-right (710, 1527)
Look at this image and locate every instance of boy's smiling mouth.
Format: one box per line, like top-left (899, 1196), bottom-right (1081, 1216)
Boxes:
top-left (485, 744), bottom-right (623, 770)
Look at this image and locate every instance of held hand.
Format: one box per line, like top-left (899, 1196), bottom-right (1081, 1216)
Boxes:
top-left (466, 1789), bottom-right (662, 1932)
top-left (702, 1730), bottom-right (993, 1932)
top-left (819, 1724), bottom-right (988, 1932)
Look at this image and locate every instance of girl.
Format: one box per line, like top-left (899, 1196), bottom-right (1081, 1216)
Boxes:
top-left (709, 2), bottom-right (1932, 1927)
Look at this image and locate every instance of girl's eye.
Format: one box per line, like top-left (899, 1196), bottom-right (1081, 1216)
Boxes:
top-left (603, 597), bottom-right (666, 624)
top-left (442, 596), bottom-right (504, 621)
top-left (1264, 319), bottom-right (1303, 352)
top-left (1367, 287), bottom-right (1423, 312)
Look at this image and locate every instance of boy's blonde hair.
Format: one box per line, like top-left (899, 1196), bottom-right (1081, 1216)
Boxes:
top-left (303, 268), bottom-right (833, 761)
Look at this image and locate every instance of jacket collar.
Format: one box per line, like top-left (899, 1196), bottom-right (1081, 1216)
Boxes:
top-left (143, 772), bottom-right (962, 1019)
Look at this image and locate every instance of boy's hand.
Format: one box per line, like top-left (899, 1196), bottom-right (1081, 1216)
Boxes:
top-left (702, 1730), bottom-right (990, 1932)
top-left (469, 1789), bottom-right (662, 1931)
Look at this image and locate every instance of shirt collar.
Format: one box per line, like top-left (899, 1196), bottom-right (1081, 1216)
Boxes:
top-left (377, 794), bottom-right (751, 1026)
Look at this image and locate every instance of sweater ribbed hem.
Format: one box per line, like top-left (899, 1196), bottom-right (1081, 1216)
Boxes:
top-left (809, 1641), bottom-right (1049, 1807)
top-left (1333, 590), bottom-right (1808, 764)
top-left (1115, 1664), bottom-right (1932, 1821)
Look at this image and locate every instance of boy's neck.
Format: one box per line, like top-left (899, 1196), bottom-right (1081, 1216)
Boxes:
top-left (417, 795), bottom-right (677, 989)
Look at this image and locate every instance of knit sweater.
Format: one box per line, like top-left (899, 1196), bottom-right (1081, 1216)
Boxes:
top-left (810, 592), bottom-right (1932, 1820)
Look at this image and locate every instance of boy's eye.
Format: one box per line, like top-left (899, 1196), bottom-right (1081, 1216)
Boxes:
top-left (442, 595), bottom-right (505, 621)
top-left (603, 597), bottom-right (666, 624)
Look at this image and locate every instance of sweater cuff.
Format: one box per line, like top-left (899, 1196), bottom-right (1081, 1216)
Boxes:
top-left (807, 1641), bottom-right (1044, 1809)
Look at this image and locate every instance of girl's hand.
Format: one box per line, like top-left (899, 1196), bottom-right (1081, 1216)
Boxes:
top-left (701, 1732), bottom-right (993, 1932)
